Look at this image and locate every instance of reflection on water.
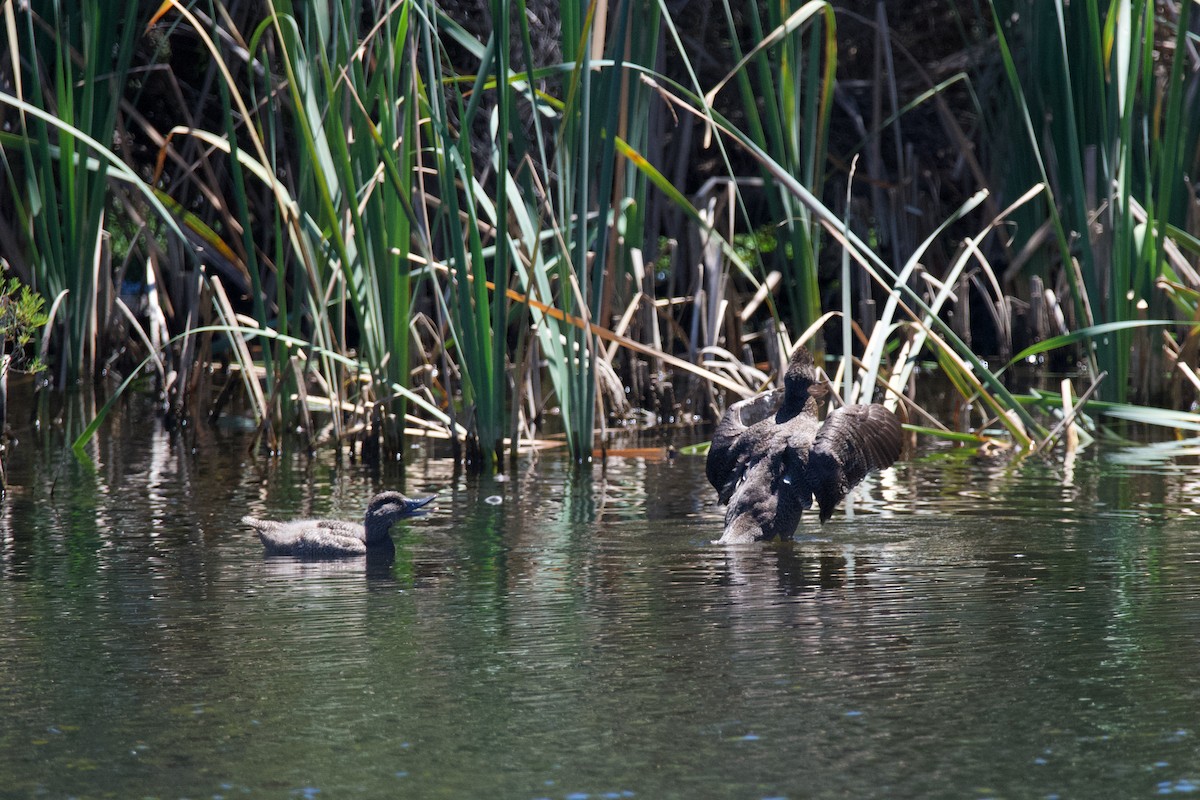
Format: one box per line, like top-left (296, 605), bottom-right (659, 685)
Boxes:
top-left (2, 399), bottom-right (1200, 798)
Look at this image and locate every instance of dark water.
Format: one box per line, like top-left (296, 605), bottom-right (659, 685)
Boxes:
top-left (3, 401), bottom-right (1200, 799)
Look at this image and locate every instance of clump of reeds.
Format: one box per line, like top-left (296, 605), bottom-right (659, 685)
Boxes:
top-left (1, 0), bottom-right (1199, 472)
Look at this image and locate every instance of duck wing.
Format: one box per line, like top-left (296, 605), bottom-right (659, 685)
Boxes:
top-left (808, 404), bottom-right (903, 522)
top-left (285, 526), bottom-right (367, 557)
top-left (314, 519), bottom-right (366, 539)
top-left (706, 426), bottom-right (743, 505)
top-left (244, 517), bottom-right (368, 557)
top-left (707, 389), bottom-right (783, 504)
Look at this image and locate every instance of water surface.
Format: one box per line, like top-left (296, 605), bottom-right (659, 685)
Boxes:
top-left (2, 402), bottom-right (1200, 798)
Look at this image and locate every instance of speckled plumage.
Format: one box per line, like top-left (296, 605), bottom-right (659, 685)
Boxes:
top-left (706, 347), bottom-right (902, 544)
top-left (243, 491), bottom-right (434, 557)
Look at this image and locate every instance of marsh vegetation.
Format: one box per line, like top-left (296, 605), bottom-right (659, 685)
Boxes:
top-left (2, 0), bottom-right (1199, 476)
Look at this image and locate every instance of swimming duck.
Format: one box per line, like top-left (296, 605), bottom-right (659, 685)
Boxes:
top-left (706, 346), bottom-right (902, 544)
top-left (242, 491), bottom-right (435, 557)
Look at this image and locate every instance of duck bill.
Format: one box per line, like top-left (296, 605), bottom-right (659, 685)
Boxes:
top-left (404, 495), bottom-right (437, 517)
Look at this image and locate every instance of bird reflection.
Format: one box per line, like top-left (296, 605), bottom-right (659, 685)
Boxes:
top-left (716, 543), bottom-right (876, 598)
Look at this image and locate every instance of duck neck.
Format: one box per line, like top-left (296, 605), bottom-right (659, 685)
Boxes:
top-left (778, 383), bottom-right (820, 420)
top-left (363, 514), bottom-right (394, 545)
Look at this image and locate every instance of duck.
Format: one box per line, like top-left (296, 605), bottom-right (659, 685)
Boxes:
top-left (706, 346), bottom-right (903, 544)
top-left (242, 491), bottom-right (435, 557)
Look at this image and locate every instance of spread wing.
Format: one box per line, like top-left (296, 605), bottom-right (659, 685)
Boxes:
top-left (706, 389), bottom-right (782, 505)
top-left (705, 422), bottom-right (744, 505)
top-left (808, 404), bottom-right (903, 522)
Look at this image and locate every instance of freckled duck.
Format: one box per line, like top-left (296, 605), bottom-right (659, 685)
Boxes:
top-left (706, 346), bottom-right (902, 544)
top-left (242, 491), bottom-right (435, 557)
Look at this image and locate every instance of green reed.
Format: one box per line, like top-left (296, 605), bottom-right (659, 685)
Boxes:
top-left (987, 0), bottom-right (1199, 404)
top-left (715, 0), bottom-right (834, 336)
top-left (265, 0), bottom-right (420, 450)
top-left (421, 0), bottom-right (668, 465)
top-left (21, 0), bottom-right (1197, 464)
top-left (152, 0), bottom-right (427, 449)
top-left (1, 1), bottom-right (140, 384)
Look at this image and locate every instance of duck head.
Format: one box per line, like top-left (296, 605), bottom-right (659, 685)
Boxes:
top-left (364, 491), bottom-right (436, 544)
top-left (779, 345), bottom-right (829, 419)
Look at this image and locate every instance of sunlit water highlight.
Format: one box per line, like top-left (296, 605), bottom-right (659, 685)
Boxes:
top-left (2, 402), bottom-right (1200, 798)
